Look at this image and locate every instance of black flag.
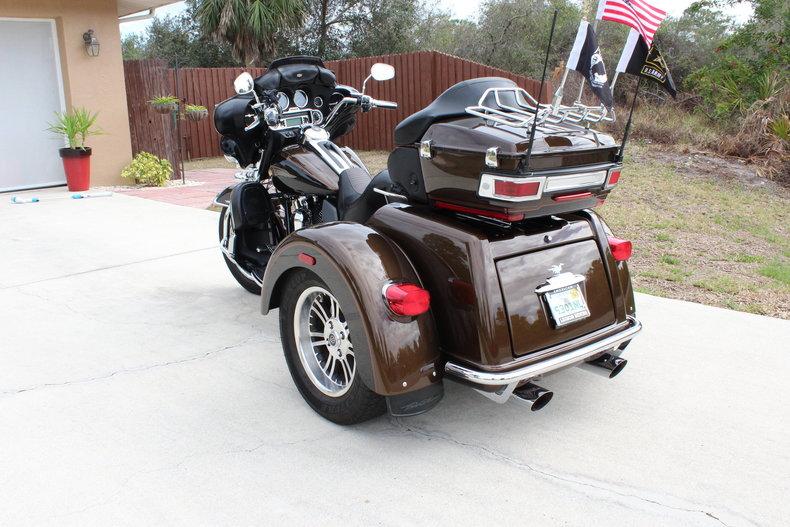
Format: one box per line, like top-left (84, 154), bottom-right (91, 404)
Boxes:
top-left (616, 29), bottom-right (677, 98)
top-left (567, 20), bottom-right (613, 109)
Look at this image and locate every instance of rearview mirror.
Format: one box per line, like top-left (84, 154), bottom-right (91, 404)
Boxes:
top-left (370, 63), bottom-right (395, 81)
top-left (234, 72), bottom-right (254, 95)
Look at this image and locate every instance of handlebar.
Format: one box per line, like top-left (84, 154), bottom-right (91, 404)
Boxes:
top-left (369, 98), bottom-right (397, 110)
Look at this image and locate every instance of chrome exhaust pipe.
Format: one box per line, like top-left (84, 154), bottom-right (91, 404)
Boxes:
top-left (511, 382), bottom-right (553, 411)
top-left (580, 352), bottom-right (627, 379)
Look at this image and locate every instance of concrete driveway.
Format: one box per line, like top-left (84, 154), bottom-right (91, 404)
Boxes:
top-left (1, 189), bottom-right (788, 527)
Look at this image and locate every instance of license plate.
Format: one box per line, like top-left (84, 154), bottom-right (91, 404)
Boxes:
top-left (544, 283), bottom-right (590, 327)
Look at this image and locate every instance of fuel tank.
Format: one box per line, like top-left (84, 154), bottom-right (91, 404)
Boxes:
top-left (367, 203), bottom-right (635, 369)
top-left (270, 146), bottom-right (339, 195)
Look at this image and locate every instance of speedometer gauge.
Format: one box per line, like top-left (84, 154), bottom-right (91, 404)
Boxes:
top-left (293, 90), bottom-right (308, 108)
top-left (276, 91), bottom-right (289, 111)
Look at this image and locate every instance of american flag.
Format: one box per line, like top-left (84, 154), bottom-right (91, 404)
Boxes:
top-left (596, 0), bottom-right (667, 46)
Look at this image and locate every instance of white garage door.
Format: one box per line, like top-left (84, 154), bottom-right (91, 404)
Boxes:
top-left (0, 18), bottom-right (67, 192)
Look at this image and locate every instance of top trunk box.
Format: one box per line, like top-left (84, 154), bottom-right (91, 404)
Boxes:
top-left (389, 77), bottom-right (623, 221)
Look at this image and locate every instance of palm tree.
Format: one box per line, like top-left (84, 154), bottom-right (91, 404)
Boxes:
top-left (197, 0), bottom-right (307, 66)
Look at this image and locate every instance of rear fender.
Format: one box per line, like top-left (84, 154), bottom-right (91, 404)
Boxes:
top-left (213, 184), bottom-right (236, 208)
top-left (261, 222), bottom-right (442, 399)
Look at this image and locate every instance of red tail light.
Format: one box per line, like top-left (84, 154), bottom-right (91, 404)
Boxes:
top-left (493, 179), bottom-right (542, 198)
top-left (608, 237), bottom-right (632, 261)
top-left (478, 174), bottom-right (545, 202)
top-left (384, 283), bottom-right (430, 316)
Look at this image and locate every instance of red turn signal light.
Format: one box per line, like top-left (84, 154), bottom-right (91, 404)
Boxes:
top-left (608, 237), bottom-right (632, 261)
top-left (384, 283), bottom-right (430, 316)
top-left (606, 167), bottom-right (622, 188)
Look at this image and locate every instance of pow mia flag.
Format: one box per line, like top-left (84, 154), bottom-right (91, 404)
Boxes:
top-left (616, 29), bottom-right (677, 98)
top-left (567, 20), bottom-right (614, 109)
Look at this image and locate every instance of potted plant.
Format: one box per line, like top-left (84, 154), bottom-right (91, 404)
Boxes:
top-left (149, 95), bottom-right (179, 114)
top-left (185, 104), bottom-right (208, 121)
top-left (47, 108), bottom-right (101, 192)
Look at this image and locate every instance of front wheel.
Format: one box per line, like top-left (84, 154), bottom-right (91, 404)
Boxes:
top-left (279, 270), bottom-right (386, 424)
top-left (218, 207), bottom-right (262, 295)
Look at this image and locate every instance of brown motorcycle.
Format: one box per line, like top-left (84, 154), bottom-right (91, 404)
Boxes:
top-left (212, 56), bottom-right (641, 424)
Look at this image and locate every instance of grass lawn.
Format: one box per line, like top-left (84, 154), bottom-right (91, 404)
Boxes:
top-left (186, 145), bottom-right (790, 318)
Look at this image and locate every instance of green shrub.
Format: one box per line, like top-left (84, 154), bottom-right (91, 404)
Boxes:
top-left (121, 152), bottom-right (172, 186)
top-left (185, 104), bottom-right (207, 112)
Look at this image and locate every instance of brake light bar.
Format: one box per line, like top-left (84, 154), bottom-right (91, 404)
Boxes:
top-left (478, 174), bottom-right (545, 202)
top-left (552, 191), bottom-right (593, 202)
top-left (434, 200), bottom-right (525, 222)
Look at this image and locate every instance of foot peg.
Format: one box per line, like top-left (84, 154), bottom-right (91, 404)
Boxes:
top-left (511, 382), bottom-right (553, 411)
top-left (579, 352), bottom-right (627, 378)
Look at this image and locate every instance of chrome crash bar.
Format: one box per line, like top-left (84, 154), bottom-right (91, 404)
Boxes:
top-left (444, 316), bottom-right (641, 403)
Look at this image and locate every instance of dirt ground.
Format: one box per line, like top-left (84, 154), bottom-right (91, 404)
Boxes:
top-left (185, 146), bottom-right (790, 319)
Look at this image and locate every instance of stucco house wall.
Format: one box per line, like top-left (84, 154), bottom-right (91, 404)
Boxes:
top-left (0, 0), bottom-right (132, 186)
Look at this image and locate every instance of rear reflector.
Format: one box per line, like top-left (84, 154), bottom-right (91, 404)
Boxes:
top-left (608, 237), bottom-right (632, 261)
top-left (384, 283), bottom-right (430, 316)
top-left (298, 252), bottom-right (316, 265)
top-left (434, 200), bottom-right (524, 222)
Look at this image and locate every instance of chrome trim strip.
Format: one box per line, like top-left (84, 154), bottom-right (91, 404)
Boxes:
top-left (534, 272), bottom-right (586, 294)
top-left (543, 170), bottom-right (607, 192)
top-left (373, 187), bottom-right (408, 200)
top-left (445, 316), bottom-right (641, 387)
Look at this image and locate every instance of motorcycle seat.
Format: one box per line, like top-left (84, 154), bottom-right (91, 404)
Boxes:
top-left (393, 77), bottom-right (517, 145)
top-left (337, 167), bottom-right (391, 224)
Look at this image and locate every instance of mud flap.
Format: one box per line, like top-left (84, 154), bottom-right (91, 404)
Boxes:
top-left (386, 383), bottom-right (444, 417)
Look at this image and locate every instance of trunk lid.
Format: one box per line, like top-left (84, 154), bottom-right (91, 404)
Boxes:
top-left (495, 239), bottom-right (616, 356)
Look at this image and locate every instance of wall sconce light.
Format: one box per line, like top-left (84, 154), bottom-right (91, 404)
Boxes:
top-left (82, 29), bottom-right (100, 57)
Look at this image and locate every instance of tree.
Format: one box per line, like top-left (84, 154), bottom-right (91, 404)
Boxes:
top-left (654, 3), bottom-right (733, 87)
top-left (121, 33), bottom-right (147, 60)
top-left (121, 1), bottom-right (239, 67)
top-left (197, 0), bottom-right (308, 65)
top-left (348, 0), bottom-right (423, 57)
top-left (686, 0), bottom-right (789, 117)
top-left (425, 0), bottom-right (584, 79)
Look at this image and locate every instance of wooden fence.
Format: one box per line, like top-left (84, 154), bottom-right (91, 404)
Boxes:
top-left (125, 51), bottom-right (551, 161)
top-left (123, 59), bottom-right (182, 178)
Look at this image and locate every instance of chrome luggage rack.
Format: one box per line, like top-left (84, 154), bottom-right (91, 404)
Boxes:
top-left (465, 87), bottom-right (615, 132)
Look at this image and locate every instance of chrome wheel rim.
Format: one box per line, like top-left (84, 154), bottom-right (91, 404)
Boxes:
top-left (294, 286), bottom-right (355, 397)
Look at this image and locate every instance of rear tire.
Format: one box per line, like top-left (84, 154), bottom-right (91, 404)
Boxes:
top-left (218, 207), bottom-right (262, 295)
top-left (279, 270), bottom-right (386, 425)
